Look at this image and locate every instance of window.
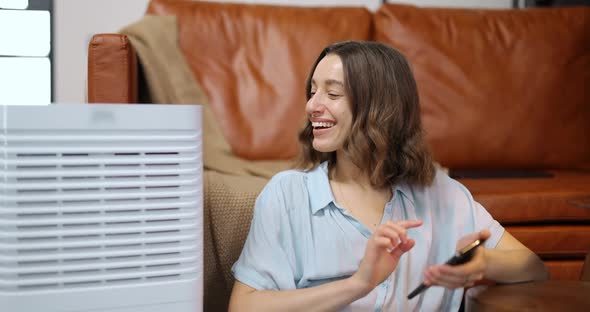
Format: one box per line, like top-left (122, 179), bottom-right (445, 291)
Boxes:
top-left (0, 0), bottom-right (52, 105)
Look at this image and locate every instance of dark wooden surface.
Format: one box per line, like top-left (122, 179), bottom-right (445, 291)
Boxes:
top-left (466, 281), bottom-right (590, 311)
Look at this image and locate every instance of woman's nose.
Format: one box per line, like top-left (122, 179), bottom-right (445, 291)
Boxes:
top-left (306, 93), bottom-right (324, 116)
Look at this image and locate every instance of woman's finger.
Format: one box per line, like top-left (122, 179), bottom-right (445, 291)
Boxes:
top-left (375, 226), bottom-right (401, 247)
top-left (391, 238), bottom-right (415, 257)
top-left (426, 267), bottom-right (465, 288)
top-left (395, 220), bottom-right (423, 229)
top-left (383, 222), bottom-right (408, 244)
top-left (426, 265), bottom-right (484, 289)
top-left (373, 236), bottom-right (394, 250)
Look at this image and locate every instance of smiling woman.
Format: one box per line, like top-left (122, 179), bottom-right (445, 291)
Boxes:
top-left (0, 0), bottom-right (53, 105)
top-left (228, 41), bottom-right (548, 312)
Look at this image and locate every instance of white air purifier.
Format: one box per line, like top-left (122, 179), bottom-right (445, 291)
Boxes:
top-left (0, 104), bottom-right (203, 312)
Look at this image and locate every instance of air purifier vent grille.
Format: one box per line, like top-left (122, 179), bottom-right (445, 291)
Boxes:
top-left (0, 130), bottom-right (202, 292)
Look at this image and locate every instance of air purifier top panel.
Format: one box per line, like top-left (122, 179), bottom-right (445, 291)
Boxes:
top-left (0, 104), bottom-right (200, 130)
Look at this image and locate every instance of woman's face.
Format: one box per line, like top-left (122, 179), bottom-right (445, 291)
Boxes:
top-left (306, 54), bottom-right (353, 153)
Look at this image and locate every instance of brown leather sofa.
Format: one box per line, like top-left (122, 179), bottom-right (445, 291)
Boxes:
top-left (87, 0), bottom-right (590, 305)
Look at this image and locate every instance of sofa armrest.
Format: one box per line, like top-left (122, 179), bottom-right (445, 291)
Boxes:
top-left (87, 34), bottom-right (138, 103)
top-left (582, 250), bottom-right (590, 281)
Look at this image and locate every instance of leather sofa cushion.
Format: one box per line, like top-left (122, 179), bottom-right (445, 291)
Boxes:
top-left (147, 0), bottom-right (372, 160)
top-left (506, 225), bottom-right (590, 258)
top-left (374, 4), bottom-right (590, 170)
top-left (545, 260), bottom-right (586, 281)
top-left (459, 170), bottom-right (590, 223)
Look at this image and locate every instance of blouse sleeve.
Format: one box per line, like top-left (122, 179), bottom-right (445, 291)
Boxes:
top-left (472, 200), bottom-right (505, 249)
top-left (231, 176), bottom-right (297, 290)
top-left (446, 172), bottom-right (505, 249)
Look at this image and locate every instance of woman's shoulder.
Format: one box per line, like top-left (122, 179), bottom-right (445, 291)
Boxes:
top-left (260, 169), bottom-right (307, 202)
top-left (411, 168), bottom-right (474, 204)
top-left (254, 170), bottom-right (320, 221)
top-left (266, 168), bottom-right (308, 188)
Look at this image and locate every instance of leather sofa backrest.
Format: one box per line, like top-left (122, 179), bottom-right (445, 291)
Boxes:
top-left (147, 0), bottom-right (372, 160)
top-left (374, 4), bottom-right (590, 169)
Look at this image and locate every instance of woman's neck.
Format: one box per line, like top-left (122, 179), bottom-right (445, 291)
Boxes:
top-left (332, 151), bottom-right (372, 188)
top-left (330, 152), bottom-right (393, 213)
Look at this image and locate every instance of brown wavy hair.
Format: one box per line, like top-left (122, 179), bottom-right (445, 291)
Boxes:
top-left (296, 41), bottom-right (435, 188)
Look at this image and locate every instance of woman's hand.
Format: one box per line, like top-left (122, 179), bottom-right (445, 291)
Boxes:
top-left (351, 220), bottom-right (422, 293)
top-left (423, 230), bottom-right (491, 289)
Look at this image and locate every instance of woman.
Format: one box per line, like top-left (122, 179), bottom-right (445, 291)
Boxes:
top-left (229, 41), bottom-right (548, 311)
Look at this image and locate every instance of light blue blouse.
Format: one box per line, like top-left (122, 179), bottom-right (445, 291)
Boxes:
top-left (232, 162), bottom-right (504, 311)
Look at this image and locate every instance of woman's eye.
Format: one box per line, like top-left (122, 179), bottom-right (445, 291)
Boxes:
top-left (310, 91), bottom-right (316, 97)
top-left (328, 93), bottom-right (341, 98)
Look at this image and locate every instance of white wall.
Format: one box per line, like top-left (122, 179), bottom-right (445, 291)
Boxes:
top-left (212, 0), bottom-right (382, 10)
top-left (388, 0), bottom-right (513, 8)
top-left (53, 0), bottom-right (150, 103)
top-left (53, 0), bottom-right (512, 104)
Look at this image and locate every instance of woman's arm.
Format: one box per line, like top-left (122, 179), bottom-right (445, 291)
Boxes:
top-left (483, 231), bottom-right (549, 283)
top-left (229, 220), bottom-right (423, 312)
top-left (229, 278), bottom-right (368, 312)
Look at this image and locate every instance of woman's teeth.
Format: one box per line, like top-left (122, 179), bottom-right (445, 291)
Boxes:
top-left (312, 121), bottom-right (335, 129)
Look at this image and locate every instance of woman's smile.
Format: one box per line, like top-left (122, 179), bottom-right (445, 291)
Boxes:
top-left (311, 119), bottom-right (336, 136)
